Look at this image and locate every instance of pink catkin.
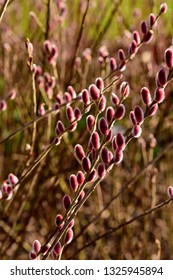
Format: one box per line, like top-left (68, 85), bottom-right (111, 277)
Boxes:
top-left (74, 144), bottom-right (85, 161)
top-left (86, 115), bottom-right (95, 132)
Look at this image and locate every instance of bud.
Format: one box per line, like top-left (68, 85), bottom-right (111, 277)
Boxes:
top-left (65, 228), bottom-right (73, 244)
top-left (29, 250), bottom-right (37, 260)
top-left (54, 137), bottom-right (61, 146)
top-left (74, 144), bottom-right (85, 161)
top-left (55, 214), bottom-right (64, 228)
top-left (68, 219), bottom-right (75, 228)
top-left (101, 146), bottom-right (110, 165)
top-left (63, 194), bottom-right (72, 209)
top-left (67, 85), bottom-right (76, 99)
top-left (88, 169), bottom-right (97, 182)
top-left (95, 77), bottom-right (104, 91)
top-left (114, 104), bottom-right (125, 120)
top-left (98, 95), bottom-right (106, 112)
top-left (8, 173), bottom-right (19, 186)
top-left (147, 103), bottom-right (158, 116)
top-left (56, 120), bottom-right (65, 134)
top-left (89, 84), bottom-right (100, 101)
top-left (69, 174), bottom-right (78, 192)
top-left (160, 3), bottom-right (167, 14)
top-left (149, 13), bottom-right (156, 27)
top-left (0, 100), bottom-right (7, 111)
top-left (141, 87), bottom-right (152, 106)
top-left (118, 49), bottom-right (125, 61)
top-left (66, 106), bottom-right (75, 122)
top-left (9, 89), bottom-right (16, 100)
top-left (134, 105), bottom-right (144, 125)
top-left (111, 93), bottom-right (119, 106)
top-left (86, 115), bottom-right (95, 132)
top-left (132, 124), bottom-right (142, 138)
top-left (133, 30), bottom-right (140, 45)
top-left (156, 68), bottom-right (167, 87)
top-left (154, 87), bottom-right (165, 103)
top-left (143, 30), bottom-right (153, 43)
top-left (167, 186), bottom-right (173, 198)
top-left (82, 157), bottom-right (91, 172)
top-left (115, 132), bottom-right (125, 151)
top-left (32, 240), bottom-right (41, 254)
top-left (97, 163), bottom-right (106, 179)
top-left (41, 243), bottom-right (51, 255)
top-left (77, 190), bottom-right (85, 202)
top-left (98, 117), bottom-right (109, 136)
top-left (38, 103), bottom-right (46, 116)
top-left (91, 132), bottom-right (100, 150)
top-left (76, 171), bottom-right (85, 185)
top-left (106, 106), bottom-right (115, 124)
top-left (140, 20), bottom-right (148, 34)
top-left (74, 107), bottom-right (81, 120)
top-left (110, 57), bottom-right (117, 71)
top-left (105, 129), bottom-right (113, 143)
top-left (64, 92), bottom-right (72, 102)
top-left (69, 121), bottom-right (77, 132)
top-left (165, 48), bottom-right (173, 69)
top-left (53, 242), bottom-right (61, 256)
top-left (82, 89), bottom-right (90, 105)
top-left (114, 148), bottom-right (123, 164)
top-left (129, 40), bottom-right (138, 56)
top-left (120, 82), bottom-right (130, 99)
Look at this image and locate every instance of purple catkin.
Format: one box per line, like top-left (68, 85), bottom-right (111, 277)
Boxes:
top-left (156, 68), bottom-right (167, 87)
top-left (154, 87), bottom-right (165, 103)
top-left (64, 92), bottom-right (72, 102)
top-left (149, 13), bottom-right (156, 27)
top-left (129, 40), bottom-right (138, 56)
top-left (82, 157), bottom-right (91, 172)
top-left (29, 251), bottom-right (37, 260)
top-left (165, 48), bottom-right (173, 69)
top-left (63, 195), bottom-right (72, 209)
top-left (77, 190), bottom-right (85, 202)
top-left (67, 85), bottom-right (76, 99)
top-left (66, 105), bottom-right (75, 122)
top-left (118, 49), bottom-right (125, 61)
top-left (110, 57), bottom-right (117, 71)
top-left (147, 103), bottom-right (158, 116)
top-left (114, 148), bottom-right (123, 164)
top-left (54, 102), bottom-right (60, 111)
top-left (143, 30), bottom-right (153, 43)
top-left (133, 31), bottom-right (140, 45)
top-left (114, 104), bottom-right (125, 120)
top-left (53, 242), bottom-right (61, 256)
top-left (98, 95), bottom-right (106, 112)
top-left (167, 186), bottom-right (173, 198)
top-left (8, 173), bottom-right (19, 186)
top-left (54, 137), bottom-right (61, 146)
top-left (129, 111), bottom-right (137, 125)
top-left (160, 3), bottom-right (167, 14)
top-left (106, 107), bottom-right (115, 124)
top-left (101, 146), bottom-right (110, 165)
top-left (74, 107), bottom-right (81, 120)
top-left (32, 240), bottom-right (41, 254)
top-left (82, 89), bottom-right (90, 105)
top-left (86, 115), bottom-right (95, 132)
top-left (91, 132), bottom-right (100, 150)
top-left (9, 89), bottom-right (16, 100)
top-left (105, 129), bottom-right (113, 143)
top-left (69, 174), bottom-right (78, 192)
top-left (132, 124), bottom-right (142, 138)
top-left (141, 87), bottom-right (152, 106)
top-left (76, 171), bottom-right (85, 185)
top-left (111, 93), bottom-right (119, 106)
top-left (0, 100), bottom-right (7, 111)
top-left (134, 105), bottom-right (144, 125)
top-left (55, 214), bottom-right (64, 227)
top-left (68, 219), bottom-right (75, 228)
top-left (98, 117), bottom-right (109, 135)
top-left (140, 20), bottom-right (148, 34)
top-left (88, 169), bottom-right (97, 182)
top-left (89, 84), bottom-right (100, 101)
top-left (112, 136), bottom-right (117, 151)
top-left (95, 77), bottom-right (104, 91)
top-left (65, 228), bottom-right (73, 244)
top-left (74, 144), bottom-right (85, 161)
top-left (69, 121), bottom-right (77, 132)
top-left (97, 163), bottom-right (106, 179)
top-left (120, 82), bottom-right (130, 99)
top-left (57, 120), bottom-right (65, 133)
top-left (41, 243), bottom-right (51, 255)
top-left (115, 132), bottom-right (125, 151)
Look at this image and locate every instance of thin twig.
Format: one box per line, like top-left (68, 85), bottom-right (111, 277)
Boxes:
top-left (0, 0), bottom-right (10, 24)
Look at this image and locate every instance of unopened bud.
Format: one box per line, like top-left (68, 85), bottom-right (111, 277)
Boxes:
top-left (132, 124), bottom-right (142, 138)
top-left (141, 87), bottom-right (152, 106)
top-left (82, 157), bottom-right (91, 172)
top-left (165, 48), bottom-right (173, 69)
top-left (69, 174), bottom-right (78, 192)
top-left (89, 84), bottom-right (100, 101)
top-left (97, 163), bottom-right (106, 179)
top-left (98, 117), bottom-right (109, 135)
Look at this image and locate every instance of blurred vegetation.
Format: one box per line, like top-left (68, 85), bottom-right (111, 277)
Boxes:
top-left (0, 0), bottom-right (173, 260)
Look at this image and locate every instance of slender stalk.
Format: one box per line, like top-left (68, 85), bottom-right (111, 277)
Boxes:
top-left (0, 0), bottom-right (10, 24)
